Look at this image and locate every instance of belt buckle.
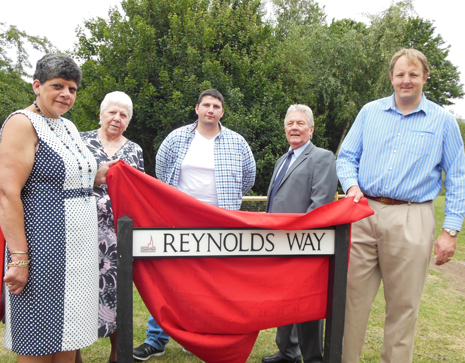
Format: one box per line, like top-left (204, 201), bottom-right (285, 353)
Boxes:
top-left (380, 197), bottom-right (390, 205)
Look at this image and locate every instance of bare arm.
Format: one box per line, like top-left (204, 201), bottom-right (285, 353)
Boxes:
top-left (0, 114), bottom-right (38, 294)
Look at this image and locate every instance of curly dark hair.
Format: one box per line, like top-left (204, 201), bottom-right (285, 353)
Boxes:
top-left (33, 54), bottom-right (82, 87)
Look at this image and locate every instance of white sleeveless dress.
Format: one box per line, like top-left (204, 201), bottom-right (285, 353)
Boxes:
top-left (1, 110), bottom-right (98, 356)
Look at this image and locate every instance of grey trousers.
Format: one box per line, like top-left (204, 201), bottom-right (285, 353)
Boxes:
top-left (276, 319), bottom-right (324, 363)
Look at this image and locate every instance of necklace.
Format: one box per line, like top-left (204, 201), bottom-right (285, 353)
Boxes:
top-left (33, 101), bottom-right (93, 200)
top-left (98, 129), bottom-right (124, 153)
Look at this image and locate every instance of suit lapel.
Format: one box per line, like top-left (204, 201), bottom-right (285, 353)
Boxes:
top-left (280, 142), bottom-right (314, 185)
top-left (268, 142), bottom-right (315, 198)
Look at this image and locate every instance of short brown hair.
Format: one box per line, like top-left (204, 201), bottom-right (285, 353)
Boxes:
top-left (390, 48), bottom-right (429, 76)
top-left (198, 89), bottom-right (224, 109)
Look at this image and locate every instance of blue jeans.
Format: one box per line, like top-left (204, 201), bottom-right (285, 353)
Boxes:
top-left (144, 315), bottom-right (170, 350)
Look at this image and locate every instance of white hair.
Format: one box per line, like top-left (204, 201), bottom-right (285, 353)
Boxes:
top-left (100, 91), bottom-right (133, 121)
top-left (284, 104), bottom-right (314, 127)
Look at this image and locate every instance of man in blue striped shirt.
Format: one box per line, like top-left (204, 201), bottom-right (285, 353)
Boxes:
top-left (337, 49), bottom-right (465, 363)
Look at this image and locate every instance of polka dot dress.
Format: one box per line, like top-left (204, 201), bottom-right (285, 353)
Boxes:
top-left (1, 110), bottom-right (99, 356)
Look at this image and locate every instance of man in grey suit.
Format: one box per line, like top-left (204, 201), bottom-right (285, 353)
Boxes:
top-left (262, 104), bottom-right (338, 363)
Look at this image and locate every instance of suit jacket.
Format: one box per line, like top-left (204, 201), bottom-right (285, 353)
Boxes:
top-left (266, 142), bottom-right (337, 213)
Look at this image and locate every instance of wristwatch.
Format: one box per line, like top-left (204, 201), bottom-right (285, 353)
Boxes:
top-left (444, 228), bottom-right (458, 237)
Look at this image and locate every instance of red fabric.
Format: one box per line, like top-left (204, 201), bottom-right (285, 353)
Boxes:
top-left (107, 161), bottom-right (373, 363)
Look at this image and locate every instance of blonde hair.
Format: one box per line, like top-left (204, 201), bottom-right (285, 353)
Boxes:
top-left (390, 48), bottom-right (429, 75)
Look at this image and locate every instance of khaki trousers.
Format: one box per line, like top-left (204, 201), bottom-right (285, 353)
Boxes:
top-left (342, 199), bottom-right (435, 363)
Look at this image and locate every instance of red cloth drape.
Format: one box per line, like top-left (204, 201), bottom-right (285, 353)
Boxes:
top-left (107, 161), bottom-right (373, 363)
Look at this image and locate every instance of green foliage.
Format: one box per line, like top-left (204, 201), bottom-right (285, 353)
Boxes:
top-left (0, 22), bottom-right (54, 76)
top-left (71, 0), bottom-right (464, 194)
top-left (400, 17), bottom-right (464, 105)
top-left (269, 0), bottom-right (326, 39)
top-left (0, 23), bottom-right (55, 121)
top-left (73, 0), bottom-right (292, 193)
top-left (0, 69), bottom-right (34, 122)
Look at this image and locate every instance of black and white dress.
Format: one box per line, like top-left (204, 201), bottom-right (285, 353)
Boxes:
top-left (80, 129), bottom-right (144, 338)
top-left (2, 110), bottom-right (99, 356)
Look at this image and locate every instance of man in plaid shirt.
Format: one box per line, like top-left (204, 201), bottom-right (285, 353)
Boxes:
top-left (133, 88), bottom-right (256, 361)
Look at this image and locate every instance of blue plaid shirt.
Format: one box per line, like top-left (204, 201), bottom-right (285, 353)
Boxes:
top-left (337, 93), bottom-right (465, 231)
top-left (156, 121), bottom-right (256, 211)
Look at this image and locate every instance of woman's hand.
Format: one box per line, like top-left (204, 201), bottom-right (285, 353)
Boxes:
top-left (0, 113), bottom-right (36, 295)
top-left (4, 263), bottom-right (29, 295)
top-left (94, 159), bottom-right (120, 186)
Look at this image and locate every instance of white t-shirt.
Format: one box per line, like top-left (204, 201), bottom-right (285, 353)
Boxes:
top-left (177, 131), bottom-right (219, 206)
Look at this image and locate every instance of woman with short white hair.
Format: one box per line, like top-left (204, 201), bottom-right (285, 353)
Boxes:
top-left (80, 91), bottom-right (144, 363)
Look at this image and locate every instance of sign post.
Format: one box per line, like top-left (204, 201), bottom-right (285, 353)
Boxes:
top-left (117, 216), bottom-right (350, 363)
top-left (116, 216), bottom-right (133, 363)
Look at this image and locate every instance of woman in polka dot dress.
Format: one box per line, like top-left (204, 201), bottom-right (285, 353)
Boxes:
top-left (0, 54), bottom-right (117, 362)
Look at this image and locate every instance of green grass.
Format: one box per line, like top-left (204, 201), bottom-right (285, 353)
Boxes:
top-left (1, 196), bottom-right (464, 362)
top-left (434, 195), bottom-right (465, 261)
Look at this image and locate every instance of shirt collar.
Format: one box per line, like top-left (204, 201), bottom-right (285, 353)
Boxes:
top-left (385, 92), bottom-right (428, 116)
top-left (189, 120), bottom-right (224, 139)
top-left (288, 140), bottom-right (310, 159)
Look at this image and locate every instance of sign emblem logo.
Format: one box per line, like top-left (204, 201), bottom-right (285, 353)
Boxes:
top-left (141, 235), bottom-right (157, 253)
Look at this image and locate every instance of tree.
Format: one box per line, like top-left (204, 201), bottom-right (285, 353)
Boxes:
top-left (327, 1), bottom-right (464, 154)
top-left (0, 69), bottom-right (33, 122)
top-left (269, 0), bottom-right (326, 39)
top-left (73, 0), bottom-right (290, 194)
top-left (0, 23), bottom-right (54, 121)
top-left (71, 0), bottom-right (464, 194)
top-left (0, 22), bottom-right (54, 76)
top-left (400, 17), bottom-right (464, 105)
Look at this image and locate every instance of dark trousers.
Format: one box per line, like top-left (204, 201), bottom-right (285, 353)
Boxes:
top-left (276, 320), bottom-right (323, 363)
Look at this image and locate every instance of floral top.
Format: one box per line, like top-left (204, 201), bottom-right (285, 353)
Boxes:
top-left (80, 129), bottom-right (144, 337)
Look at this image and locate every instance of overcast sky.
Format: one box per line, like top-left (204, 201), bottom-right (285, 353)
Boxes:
top-left (2, 0), bottom-right (464, 117)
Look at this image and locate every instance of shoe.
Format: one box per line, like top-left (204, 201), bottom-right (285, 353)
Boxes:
top-left (262, 352), bottom-right (302, 363)
top-left (133, 343), bottom-right (165, 361)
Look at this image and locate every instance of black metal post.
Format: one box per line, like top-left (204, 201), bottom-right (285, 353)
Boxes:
top-left (117, 215), bottom-right (134, 362)
top-left (324, 223), bottom-right (350, 363)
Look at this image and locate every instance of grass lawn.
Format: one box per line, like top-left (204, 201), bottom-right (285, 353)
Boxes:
top-left (1, 196), bottom-right (464, 362)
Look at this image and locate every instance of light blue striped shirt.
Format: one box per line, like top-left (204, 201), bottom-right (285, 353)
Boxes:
top-left (337, 93), bottom-right (465, 231)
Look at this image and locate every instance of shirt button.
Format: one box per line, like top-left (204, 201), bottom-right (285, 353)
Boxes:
top-left (420, 133), bottom-right (424, 136)
top-left (398, 133), bottom-right (401, 136)
top-left (385, 186), bottom-right (388, 189)
top-left (389, 167), bottom-right (393, 170)
top-left (393, 150), bottom-right (397, 153)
